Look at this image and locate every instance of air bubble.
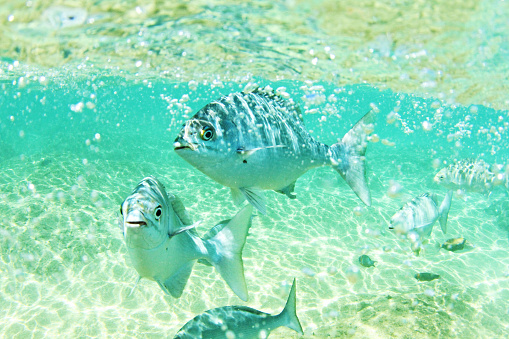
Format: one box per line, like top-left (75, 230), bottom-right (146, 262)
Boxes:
top-left (382, 139), bottom-right (396, 147)
top-left (369, 134), bottom-right (380, 142)
top-left (387, 180), bottom-right (403, 198)
top-left (345, 266), bottom-right (361, 284)
top-left (421, 121), bottom-right (433, 131)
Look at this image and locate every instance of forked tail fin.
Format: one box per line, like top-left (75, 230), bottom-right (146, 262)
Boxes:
top-left (438, 190), bottom-right (453, 234)
top-left (203, 204), bottom-right (253, 301)
top-left (277, 278), bottom-right (304, 335)
top-left (329, 110), bottom-right (376, 206)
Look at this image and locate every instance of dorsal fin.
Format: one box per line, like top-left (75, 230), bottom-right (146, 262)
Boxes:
top-left (170, 195), bottom-right (193, 226)
top-left (246, 85), bottom-right (304, 123)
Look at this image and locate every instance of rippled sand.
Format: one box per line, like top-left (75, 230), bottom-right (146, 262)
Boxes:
top-left (1, 129), bottom-right (508, 338)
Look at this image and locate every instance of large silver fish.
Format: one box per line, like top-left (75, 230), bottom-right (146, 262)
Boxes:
top-left (173, 86), bottom-right (376, 214)
top-left (120, 176), bottom-right (253, 301)
top-left (173, 278), bottom-right (303, 339)
top-left (389, 191), bottom-right (453, 255)
top-left (434, 159), bottom-right (507, 193)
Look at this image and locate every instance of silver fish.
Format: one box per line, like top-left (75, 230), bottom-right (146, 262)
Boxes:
top-left (173, 85), bottom-right (376, 214)
top-left (434, 159), bottom-right (507, 193)
top-left (120, 176), bottom-right (253, 301)
top-left (173, 278), bottom-right (303, 339)
top-left (389, 191), bottom-right (453, 255)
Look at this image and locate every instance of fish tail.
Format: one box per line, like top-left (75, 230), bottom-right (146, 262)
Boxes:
top-left (203, 204), bottom-right (253, 301)
top-left (277, 278), bottom-right (303, 335)
top-left (438, 190), bottom-right (453, 234)
top-left (329, 110), bottom-right (376, 206)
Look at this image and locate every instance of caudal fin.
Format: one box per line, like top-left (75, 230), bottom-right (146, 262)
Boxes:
top-left (277, 278), bottom-right (304, 335)
top-left (329, 110), bottom-right (376, 206)
top-left (205, 204), bottom-right (253, 301)
top-left (438, 190), bottom-right (453, 234)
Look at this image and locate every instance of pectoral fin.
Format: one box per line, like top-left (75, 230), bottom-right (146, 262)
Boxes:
top-left (156, 262), bottom-right (194, 298)
top-left (236, 145), bottom-right (286, 159)
top-left (168, 221), bottom-right (201, 238)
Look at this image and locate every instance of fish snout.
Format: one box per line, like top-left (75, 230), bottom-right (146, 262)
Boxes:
top-left (173, 139), bottom-right (197, 151)
top-left (125, 210), bottom-right (148, 228)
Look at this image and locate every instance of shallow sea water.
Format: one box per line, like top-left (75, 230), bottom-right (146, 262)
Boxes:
top-left (1, 1), bottom-right (509, 338)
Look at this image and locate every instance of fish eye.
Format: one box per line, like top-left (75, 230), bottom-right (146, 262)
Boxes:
top-left (155, 206), bottom-right (162, 219)
top-left (200, 126), bottom-right (215, 141)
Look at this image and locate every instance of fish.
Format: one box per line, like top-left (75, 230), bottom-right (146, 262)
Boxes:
top-left (119, 176), bottom-right (253, 301)
top-left (434, 159), bottom-right (508, 193)
top-left (389, 191), bottom-right (453, 255)
top-left (173, 278), bottom-right (303, 339)
top-left (414, 273), bottom-right (440, 282)
top-left (441, 237), bottom-right (467, 252)
top-left (358, 254), bottom-right (376, 267)
top-left (173, 85), bottom-right (376, 214)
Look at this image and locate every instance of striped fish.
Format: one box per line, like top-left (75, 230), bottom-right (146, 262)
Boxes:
top-left (389, 191), bottom-right (453, 255)
top-left (173, 85), bottom-right (376, 214)
top-left (434, 159), bottom-right (507, 193)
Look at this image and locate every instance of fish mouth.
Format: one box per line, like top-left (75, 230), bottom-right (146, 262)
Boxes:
top-left (173, 141), bottom-right (197, 151)
top-left (126, 221), bottom-right (147, 228)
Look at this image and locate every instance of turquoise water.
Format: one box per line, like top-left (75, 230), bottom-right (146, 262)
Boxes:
top-left (1, 1), bottom-right (509, 338)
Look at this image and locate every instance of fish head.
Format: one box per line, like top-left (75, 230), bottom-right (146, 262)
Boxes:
top-left (433, 168), bottom-right (449, 185)
top-left (388, 209), bottom-right (413, 235)
top-left (174, 115), bottom-right (232, 164)
top-left (174, 105), bottom-right (244, 186)
top-left (120, 177), bottom-right (172, 250)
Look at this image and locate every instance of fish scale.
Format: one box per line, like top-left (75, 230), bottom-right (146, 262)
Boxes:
top-left (174, 86), bottom-right (375, 214)
top-left (434, 159), bottom-right (507, 193)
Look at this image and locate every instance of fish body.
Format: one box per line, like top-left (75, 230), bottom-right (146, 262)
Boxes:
top-left (174, 86), bottom-right (376, 214)
top-left (441, 237), bottom-right (467, 252)
top-left (174, 278), bottom-right (303, 339)
top-left (120, 176), bottom-right (253, 301)
top-left (389, 191), bottom-right (453, 255)
top-left (434, 159), bottom-right (507, 193)
top-left (359, 254), bottom-right (376, 267)
top-left (415, 273), bottom-right (440, 282)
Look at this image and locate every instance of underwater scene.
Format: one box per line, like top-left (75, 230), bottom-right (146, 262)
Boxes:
top-left (1, 0), bottom-right (509, 338)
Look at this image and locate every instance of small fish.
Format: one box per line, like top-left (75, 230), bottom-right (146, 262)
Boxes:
top-left (389, 191), bottom-right (453, 255)
top-left (43, 6), bottom-right (88, 29)
top-left (120, 176), bottom-right (253, 301)
top-left (173, 278), bottom-right (303, 339)
top-left (441, 237), bottom-right (467, 252)
top-left (415, 273), bottom-right (440, 282)
top-left (174, 85), bottom-right (376, 214)
top-left (358, 254), bottom-right (376, 267)
top-left (434, 159), bottom-right (507, 193)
